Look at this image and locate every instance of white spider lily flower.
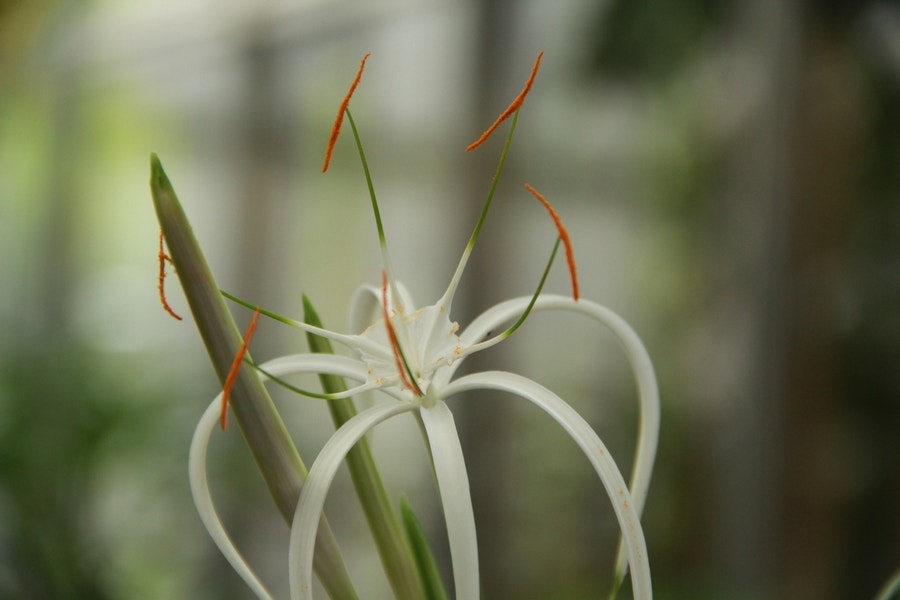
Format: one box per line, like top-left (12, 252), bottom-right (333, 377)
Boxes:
top-left (191, 279), bottom-right (658, 599)
top-left (186, 51), bottom-right (659, 600)
top-left (287, 286), bottom-right (659, 600)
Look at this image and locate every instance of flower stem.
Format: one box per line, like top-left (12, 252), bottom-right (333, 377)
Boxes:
top-left (150, 154), bottom-right (358, 599)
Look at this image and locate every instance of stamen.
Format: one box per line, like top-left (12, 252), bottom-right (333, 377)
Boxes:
top-left (158, 230), bottom-right (183, 320)
top-left (466, 50), bottom-right (543, 152)
top-left (381, 271), bottom-right (423, 396)
top-left (221, 308), bottom-right (261, 429)
top-left (525, 183), bottom-right (580, 301)
top-left (322, 53), bottom-right (371, 172)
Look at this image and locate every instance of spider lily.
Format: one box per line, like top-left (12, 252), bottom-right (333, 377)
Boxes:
top-left (160, 51), bottom-right (659, 600)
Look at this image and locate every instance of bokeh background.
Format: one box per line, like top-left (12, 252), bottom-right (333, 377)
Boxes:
top-left (1, 0), bottom-right (898, 598)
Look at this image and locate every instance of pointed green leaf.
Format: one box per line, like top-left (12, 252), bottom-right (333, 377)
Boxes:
top-left (150, 154), bottom-right (357, 599)
top-left (400, 497), bottom-right (450, 600)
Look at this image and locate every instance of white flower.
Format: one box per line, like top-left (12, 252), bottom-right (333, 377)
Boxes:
top-left (187, 52), bottom-right (659, 600)
top-left (191, 267), bottom-right (659, 599)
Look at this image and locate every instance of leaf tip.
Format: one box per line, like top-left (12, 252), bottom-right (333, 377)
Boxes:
top-left (149, 153), bottom-right (178, 210)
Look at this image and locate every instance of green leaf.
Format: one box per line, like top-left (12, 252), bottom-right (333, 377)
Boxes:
top-left (400, 497), bottom-right (450, 600)
top-left (150, 154), bottom-right (357, 599)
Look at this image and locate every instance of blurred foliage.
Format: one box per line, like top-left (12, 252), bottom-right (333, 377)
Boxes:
top-left (582, 0), bottom-right (900, 597)
top-left (0, 0), bottom-right (51, 69)
top-left (0, 343), bottom-right (117, 598)
top-left (584, 0), bottom-right (726, 83)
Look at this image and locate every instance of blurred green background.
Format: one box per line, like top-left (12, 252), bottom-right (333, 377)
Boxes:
top-left (1, 0), bottom-right (898, 598)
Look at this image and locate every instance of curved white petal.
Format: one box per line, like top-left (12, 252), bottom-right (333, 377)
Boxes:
top-left (273, 313), bottom-right (390, 359)
top-left (289, 402), bottom-right (417, 600)
top-left (190, 395), bottom-right (275, 600)
top-left (348, 282), bottom-right (415, 334)
top-left (347, 285), bottom-right (387, 413)
top-left (419, 401), bottom-right (479, 600)
top-left (256, 353), bottom-right (384, 399)
top-left (444, 371), bottom-right (652, 599)
top-left (260, 349), bottom-right (414, 414)
top-left (189, 353), bottom-right (372, 600)
top-left (392, 282), bottom-right (417, 315)
top-left (258, 353), bottom-right (369, 382)
top-left (349, 285), bottom-right (383, 334)
top-left (448, 294), bottom-right (659, 581)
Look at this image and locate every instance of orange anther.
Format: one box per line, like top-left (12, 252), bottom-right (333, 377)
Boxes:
top-left (525, 183), bottom-right (580, 301)
top-left (158, 230), bottom-right (183, 320)
top-left (322, 53), bottom-right (371, 172)
top-left (221, 308), bottom-right (261, 429)
top-left (381, 271), bottom-right (423, 395)
top-left (466, 50), bottom-right (544, 152)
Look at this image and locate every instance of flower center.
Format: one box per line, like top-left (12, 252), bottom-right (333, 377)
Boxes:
top-left (358, 301), bottom-right (463, 398)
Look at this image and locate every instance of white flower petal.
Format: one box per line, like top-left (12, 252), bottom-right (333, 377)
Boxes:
top-left (349, 285), bottom-right (383, 334)
top-left (449, 294), bottom-right (659, 582)
top-left (190, 396), bottom-right (275, 600)
top-left (349, 282), bottom-right (416, 334)
top-left (289, 402), bottom-right (417, 600)
top-left (394, 282), bottom-right (417, 315)
top-left (189, 352), bottom-right (373, 600)
top-left (259, 353), bottom-right (369, 382)
top-left (444, 371), bottom-right (653, 599)
top-left (419, 401), bottom-right (479, 600)
top-left (346, 285), bottom-right (389, 413)
top-left (276, 314), bottom-right (389, 358)
top-left (258, 353), bottom-right (399, 399)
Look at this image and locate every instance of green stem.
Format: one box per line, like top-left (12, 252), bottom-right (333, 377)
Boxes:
top-left (303, 295), bottom-right (428, 600)
top-left (346, 109), bottom-right (386, 248)
top-left (400, 497), bottom-right (449, 600)
top-left (150, 154), bottom-right (358, 599)
top-left (465, 109), bottom-right (521, 253)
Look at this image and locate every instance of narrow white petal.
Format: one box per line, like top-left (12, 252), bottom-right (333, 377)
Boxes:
top-left (419, 401), bottom-right (479, 600)
top-left (349, 285), bottom-right (383, 334)
top-left (277, 316), bottom-right (388, 357)
top-left (289, 402), bottom-right (417, 600)
top-left (347, 286), bottom-right (387, 413)
top-left (255, 353), bottom-right (391, 400)
top-left (444, 371), bottom-right (653, 599)
top-left (348, 282), bottom-right (415, 333)
top-left (188, 353), bottom-right (373, 600)
top-left (258, 353), bottom-right (369, 382)
top-left (451, 294), bottom-right (660, 581)
top-left (189, 396), bottom-right (274, 600)
top-left (393, 281), bottom-right (417, 315)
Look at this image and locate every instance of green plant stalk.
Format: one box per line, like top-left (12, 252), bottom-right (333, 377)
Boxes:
top-left (150, 154), bottom-right (358, 599)
top-left (303, 295), bottom-right (430, 600)
top-left (400, 497), bottom-right (449, 600)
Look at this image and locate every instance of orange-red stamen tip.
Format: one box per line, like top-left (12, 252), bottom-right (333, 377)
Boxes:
top-left (220, 308), bottom-right (261, 430)
top-left (525, 183), bottom-right (580, 301)
top-left (466, 50), bottom-right (544, 152)
top-left (322, 52), bottom-right (371, 173)
top-left (157, 230), bottom-right (183, 321)
top-left (381, 271), bottom-right (422, 395)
